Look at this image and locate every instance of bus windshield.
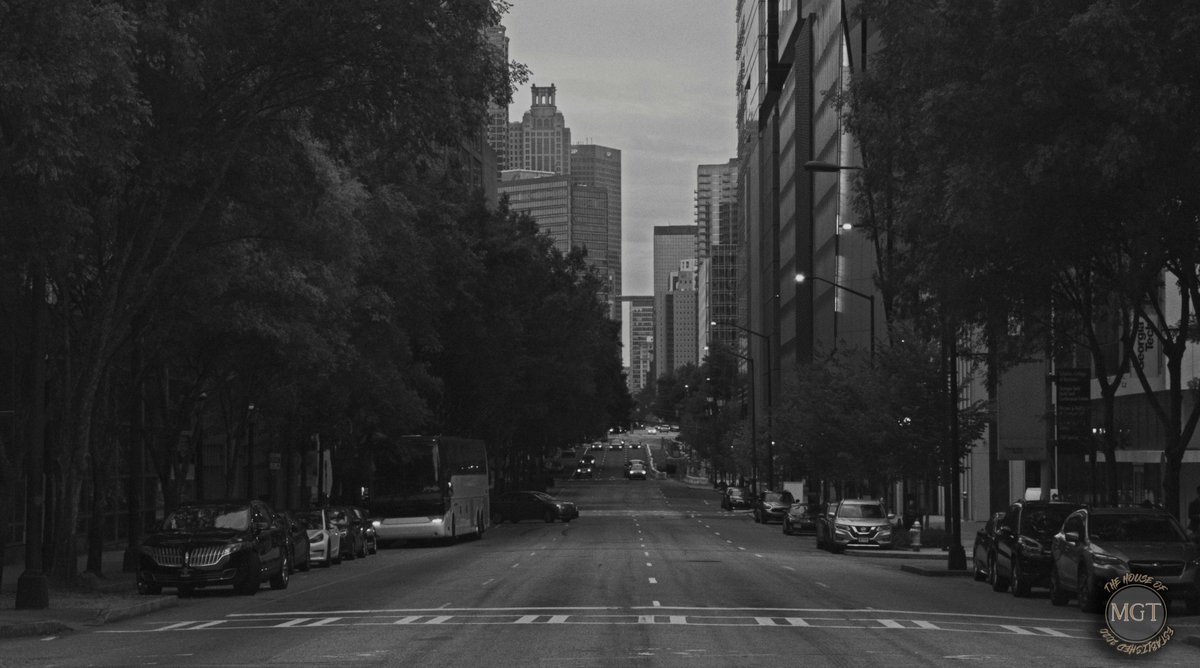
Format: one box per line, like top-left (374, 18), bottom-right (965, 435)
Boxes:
top-left (371, 438), bottom-right (443, 518)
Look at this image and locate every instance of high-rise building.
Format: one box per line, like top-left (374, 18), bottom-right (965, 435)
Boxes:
top-left (653, 226), bottom-right (698, 377)
top-left (508, 84), bottom-right (571, 175)
top-left (498, 172), bottom-right (613, 308)
top-left (696, 159), bottom-right (741, 354)
top-left (571, 145), bottom-right (622, 297)
top-left (619, 296), bottom-right (655, 396)
top-left (483, 25), bottom-right (509, 174)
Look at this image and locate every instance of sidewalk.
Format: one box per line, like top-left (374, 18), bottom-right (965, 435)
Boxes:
top-left (0, 548), bottom-right (175, 639)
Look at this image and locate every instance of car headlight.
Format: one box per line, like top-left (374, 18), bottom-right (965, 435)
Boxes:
top-left (219, 542), bottom-right (249, 559)
top-left (1093, 552), bottom-right (1127, 568)
top-left (835, 523), bottom-right (852, 532)
top-left (1018, 536), bottom-right (1046, 554)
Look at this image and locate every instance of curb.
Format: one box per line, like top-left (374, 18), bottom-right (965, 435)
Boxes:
top-left (91, 596), bottom-right (178, 625)
top-left (899, 563), bottom-right (974, 577)
top-left (0, 596), bottom-right (177, 640)
top-left (0, 619), bottom-right (73, 639)
top-left (846, 550), bottom-right (953, 561)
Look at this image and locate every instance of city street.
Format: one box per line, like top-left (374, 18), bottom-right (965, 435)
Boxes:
top-left (2, 447), bottom-right (1198, 667)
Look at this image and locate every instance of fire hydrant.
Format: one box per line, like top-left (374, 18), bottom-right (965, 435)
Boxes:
top-left (909, 521), bottom-right (922, 552)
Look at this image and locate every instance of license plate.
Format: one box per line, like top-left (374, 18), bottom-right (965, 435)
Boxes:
top-left (855, 537), bottom-right (867, 544)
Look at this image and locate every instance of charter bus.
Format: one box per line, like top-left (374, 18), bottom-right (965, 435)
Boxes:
top-left (370, 435), bottom-right (490, 543)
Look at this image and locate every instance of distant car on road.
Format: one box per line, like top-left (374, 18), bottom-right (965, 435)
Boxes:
top-left (1049, 506), bottom-right (1200, 613)
top-left (492, 491), bottom-right (579, 523)
top-left (627, 463), bottom-right (648, 480)
top-left (721, 486), bottom-right (752, 511)
top-left (753, 490), bottom-right (794, 524)
top-left (782, 502), bottom-right (819, 535)
top-left (572, 464), bottom-right (594, 479)
top-left (816, 499), bottom-right (895, 553)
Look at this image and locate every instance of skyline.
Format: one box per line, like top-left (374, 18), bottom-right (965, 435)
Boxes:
top-left (501, 0), bottom-right (738, 296)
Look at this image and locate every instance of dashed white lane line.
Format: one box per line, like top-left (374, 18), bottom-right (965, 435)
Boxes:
top-left (737, 547), bottom-right (746, 551)
top-left (646, 562), bottom-right (653, 567)
top-left (648, 578), bottom-right (658, 584)
top-left (816, 582), bottom-right (830, 588)
top-left (754, 553), bottom-right (763, 558)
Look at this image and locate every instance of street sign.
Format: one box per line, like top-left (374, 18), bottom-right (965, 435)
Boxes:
top-left (1055, 367), bottom-right (1091, 446)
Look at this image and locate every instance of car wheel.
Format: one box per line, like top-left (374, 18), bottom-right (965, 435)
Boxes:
top-left (1010, 558), bottom-right (1030, 597)
top-left (370, 538), bottom-right (380, 553)
top-left (783, 519), bottom-right (792, 536)
top-left (357, 538), bottom-right (367, 558)
top-left (1079, 569), bottom-right (1101, 613)
top-left (544, 509), bottom-right (556, 523)
top-left (233, 554), bottom-right (261, 595)
top-left (298, 550), bottom-right (311, 572)
top-left (972, 556), bottom-right (986, 582)
top-left (492, 510), bottom-right (505, 525)
top-left (270, 553), bottom-right (290, 590)
top-left (1049, 568), bottom-right (1069, 606)
top-left (331, 549), bottom-right (342, 565)
top-left (137, 578), bottom-right (162, 595)
top-left (989, 554), bottom-right (1008, 592)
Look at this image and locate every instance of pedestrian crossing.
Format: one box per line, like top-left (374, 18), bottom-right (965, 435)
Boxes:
top-left (103, 607), bottom-right (1095, 639)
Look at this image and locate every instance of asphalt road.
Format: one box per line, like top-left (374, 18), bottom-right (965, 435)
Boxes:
top-left (3, 437), bottom-right (1198, 667)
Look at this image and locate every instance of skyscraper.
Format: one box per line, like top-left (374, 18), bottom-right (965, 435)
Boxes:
top-left (483, 25), bottom-right (510, 174)
top-left (653, 226), bottom-right (698, 377)
top-left (696, 159), bottom-right (741, 353)
top-left (571, 145), bottom-right (622, 297)
top-left (619, 296), bottom-right (655, 396)
top-left (508, 84), bottom-right (571, 175)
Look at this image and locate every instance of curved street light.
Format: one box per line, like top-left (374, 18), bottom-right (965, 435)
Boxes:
top-left (794, 273), bottom-right (876, 358)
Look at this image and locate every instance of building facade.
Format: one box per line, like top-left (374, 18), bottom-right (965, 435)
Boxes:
top-left (571, 144), bottom-right (622, 298)
top-left (484, 25), bottom-right (510, 174)
top-left (653, 226), bottom-right (699, 377)
top-left (696, 159), bottom-right (741, 354)
top-left (619, 296), bottom-right (655, 396)
top-left (508, 84), bottom-right (572, 175)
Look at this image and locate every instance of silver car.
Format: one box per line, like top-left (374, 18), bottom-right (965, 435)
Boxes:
top-left (816, 499), bottom-right (895, 553)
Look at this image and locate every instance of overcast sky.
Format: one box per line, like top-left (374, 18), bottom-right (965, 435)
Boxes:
top-left (502, 0), bottom-right (738, 296)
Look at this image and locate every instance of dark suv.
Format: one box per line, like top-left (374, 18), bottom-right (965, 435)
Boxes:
top-left (137, 499), bottom-right (290, 596)
top-left (989, 499), bottom-right (1082, 597)
top-left (753, 490), bottom-right (794, 524)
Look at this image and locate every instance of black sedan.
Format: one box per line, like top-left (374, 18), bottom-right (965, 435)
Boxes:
top-left (276, 510), bottom-right (313, 573)
top-left (137, 499), bottom-right (290, 596)
top-left (492, 491), bottom-right (579, 523)
top-left (971, 511), bottom-right (1006, 582)
top-left (782, 502), bottom-right (819, 535)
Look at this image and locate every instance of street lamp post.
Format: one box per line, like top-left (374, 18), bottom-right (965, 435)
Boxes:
top-left (712, 320), bottom-right (773, 490)
top-left (245, 403), bottom-right (256, 499)
top-left (794, 273), bottom-right (876, 358)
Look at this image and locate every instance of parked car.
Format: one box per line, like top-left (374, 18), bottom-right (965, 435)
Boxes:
top-left (1049, 506), bottom-right (1200, 613)
top-left (276, 510), bottom-right (312, 573)
top-left (301, 507), bottom-right (342, 567)
top-left (971, 511), bottom-right (1006, 582)
top-left (753, 490), bottom-right (794, 524)
top-left (351, 506), bottom-right (378, 555)
top-left (329, 506), bottom-right (367, 560)
top-left (989, 499), bottom-right (1083, 596)
top-left (492, 491), bottom-right (579, 523)
top-left (816, 498), bottom-right (895, 553)
top-left (137, 499), bottom-right (290, 596)
top-left (721, 486), bottom-right (753, 511)
top-left (782, 502), bottom-right (819, 535)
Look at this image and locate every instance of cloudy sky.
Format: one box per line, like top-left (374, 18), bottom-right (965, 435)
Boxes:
top-left (502, 0), bottom-right (738, 296)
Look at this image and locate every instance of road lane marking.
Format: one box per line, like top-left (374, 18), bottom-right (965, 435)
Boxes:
top-left (393, 616), bottom-right (422, 625)
top-left (646, 562), bottom-right (653, 567)
top-left (648, 577), bottom-right (658, 584)
top-left (425, 616), bottom-right (452, 624)
top-left (308, 617), bottom-right (342, 627)
top-left (1033, 627), bottom-right (1069, 637)
top-left (189, 621), bottom-right (225, 630)
top-left (548, 615), bottom-right (569, 624)
top-left (652, 601), bottom-right (661, 607)
top-left (515, 615), bottom-right (539, 624)
top-left (999, 625), bottom-right (1035, 635)
top-left (276, 618), bottom-right (313, 627)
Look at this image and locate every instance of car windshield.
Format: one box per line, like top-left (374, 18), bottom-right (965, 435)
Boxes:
top-left (162, 504), bottom-right (249, 532)
top-left (1089, 515), bottom-right (1187, 543)
top-left (839, 503), bottom-right (884, 519)
top-left (1020, 506), bottom-right (1077, 538)
top-left (727, 488), bottom-right (744, 498)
